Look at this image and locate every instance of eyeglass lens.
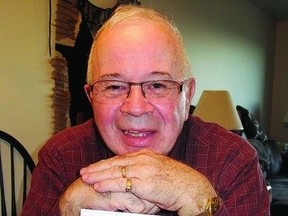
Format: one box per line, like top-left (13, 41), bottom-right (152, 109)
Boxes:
top-left (90, 80), bottom-right (183, 104)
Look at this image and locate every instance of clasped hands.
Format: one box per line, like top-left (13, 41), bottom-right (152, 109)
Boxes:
top-left (60, 149), bottom-right (217, 215)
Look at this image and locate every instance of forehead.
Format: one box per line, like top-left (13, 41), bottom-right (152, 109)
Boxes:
top-left (98, 71), bottom-right (174, 81)
top-left (91, 19), bottom-right (183, 81)
top-left (96, 18), bottom-right (175, 50)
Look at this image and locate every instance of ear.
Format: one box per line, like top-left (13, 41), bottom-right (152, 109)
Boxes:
top-left (84, 84), bottom-right (92, 104)
top-left (184, 78), bottom-right (196, 120)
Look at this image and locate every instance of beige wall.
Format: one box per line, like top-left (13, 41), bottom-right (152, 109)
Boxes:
top-left (142, 0), bottom-right (275, 131)
top-left (270, 22), bottom-right (288, 142)
top-left (0, 0), bottom-right (280, 163)
top-left (0, 1), bottom-right (53, 162)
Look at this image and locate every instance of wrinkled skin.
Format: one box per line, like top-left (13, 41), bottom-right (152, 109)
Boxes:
top-left (59, 11), bottom-right (217, 216)
top-left (80, 149), bottom-right (217, 215)
top-left (59, 177), bottom-right (159, 215)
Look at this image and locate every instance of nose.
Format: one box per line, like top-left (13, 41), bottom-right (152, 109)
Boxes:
top-left (120, 85), bottom-right (154, 116)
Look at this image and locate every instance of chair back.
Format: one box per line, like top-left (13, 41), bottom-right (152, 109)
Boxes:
top-left (0, 130), bottom-right (35, 216)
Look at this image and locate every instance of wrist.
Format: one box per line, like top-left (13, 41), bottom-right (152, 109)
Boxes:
top-left (59, 181), bottom-right (82, 216)
top-left (178, 196), bottom-right (222, 216)
top-left (59, 194), bottom-right (81, 216)
top-left (196, 197), bottom-right (222, 216)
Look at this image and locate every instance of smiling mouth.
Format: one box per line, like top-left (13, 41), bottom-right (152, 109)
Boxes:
top-left (123, 130), bottom-right (154, 137)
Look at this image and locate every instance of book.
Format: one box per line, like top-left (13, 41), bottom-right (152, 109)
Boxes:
top-left (80, 209), bottom-right (157, 216)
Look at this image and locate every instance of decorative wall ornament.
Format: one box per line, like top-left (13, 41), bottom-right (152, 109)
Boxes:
top-left (49, 0), bottom-right (141, 133)
top-left (54, 0), bottom-right (81, 47)
top-left (78, 0), bottom-right (141, 36)
top-left (49, 55), bottom-right (70, 133)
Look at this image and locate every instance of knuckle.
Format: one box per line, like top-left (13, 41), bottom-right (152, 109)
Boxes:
top-left (109, 166), bottom-right (118, 177)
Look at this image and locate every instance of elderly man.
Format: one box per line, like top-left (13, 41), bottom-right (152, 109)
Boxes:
top-left (22, 5), bottom-right (270, 216)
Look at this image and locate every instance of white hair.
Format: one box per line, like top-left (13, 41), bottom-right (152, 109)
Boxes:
top-left (86, 5), bottom-right (191, 84)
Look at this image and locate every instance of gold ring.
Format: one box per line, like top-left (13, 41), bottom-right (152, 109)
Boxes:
top-left (120, 166), bottom-right (127, 178)
top-left (126, 178), bottom-right (132, 192)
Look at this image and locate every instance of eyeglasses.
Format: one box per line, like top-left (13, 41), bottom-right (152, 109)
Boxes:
top-left (90, 79), bottom-right (185, 104)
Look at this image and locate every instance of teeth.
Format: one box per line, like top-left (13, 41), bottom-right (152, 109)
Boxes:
top-left (124, 131), bottom-right (146, 137)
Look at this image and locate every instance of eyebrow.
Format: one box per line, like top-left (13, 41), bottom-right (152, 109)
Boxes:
top-left (150, 71), bottom-right (173, 79)
top-left (99, 73), bottom-right (123, 80)
top-left (98, 71), bottom-right (173, 80)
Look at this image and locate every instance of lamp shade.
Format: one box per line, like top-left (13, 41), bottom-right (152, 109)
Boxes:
top-left (193, 90), bottom-right (243, 131)
top-left (284, 110), bottom-right (288, 123)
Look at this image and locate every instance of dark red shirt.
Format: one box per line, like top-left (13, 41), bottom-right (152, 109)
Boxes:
top-left (21, 116), bottom-right (270, 215)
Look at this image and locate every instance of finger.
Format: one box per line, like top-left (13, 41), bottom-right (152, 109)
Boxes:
top-left (80, 155), bottom-right (130, 175)
top-left (94, 177), bottom-right (138, 194)
top-left (80, 157), bottom-right (120, 174)
top-left (147, 205), bottom-right (161, 214)
top-left (81, 164), bottom-right (135, 185)
top-left (140, 199), bottom-right (160, 214)
top-left (80, 149), bottom-right (158, 177)
top-left (112, 192), bottom-right (146, 213)
top-left (80, 149), bottom-right (155, 175)
top-left (81, 165), bottom-right (122, 184)
top-left (88, 192), bottom-right (146, 213)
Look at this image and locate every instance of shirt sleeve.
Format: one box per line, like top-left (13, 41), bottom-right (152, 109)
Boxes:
top-left (213, 140), bottom-right (270, 215)
top-left (187, 117), bottom-right (271, 216)
top-left (21, 142), bottom-right (70, 216)
top-left (21, 120), bottom-right (102, 216)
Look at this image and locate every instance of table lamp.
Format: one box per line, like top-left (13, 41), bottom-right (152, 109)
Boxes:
top-left (193, 90), bottom-right (243, 132)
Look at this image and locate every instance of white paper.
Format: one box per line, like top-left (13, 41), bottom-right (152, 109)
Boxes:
top-left (80, 209), bottom-right (157, 216)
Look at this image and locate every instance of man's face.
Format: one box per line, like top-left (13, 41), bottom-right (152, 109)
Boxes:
top-left (85, 19), bottom-right (194, 155)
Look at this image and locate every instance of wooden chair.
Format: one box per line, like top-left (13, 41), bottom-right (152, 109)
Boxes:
top-left (0, 130), bottom-right (35, 216)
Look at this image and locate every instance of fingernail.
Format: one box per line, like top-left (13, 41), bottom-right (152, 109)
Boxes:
top-left (94, 183), bottom-right (99, 190)
top-left (80, 167), bottom-right (87, 175)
